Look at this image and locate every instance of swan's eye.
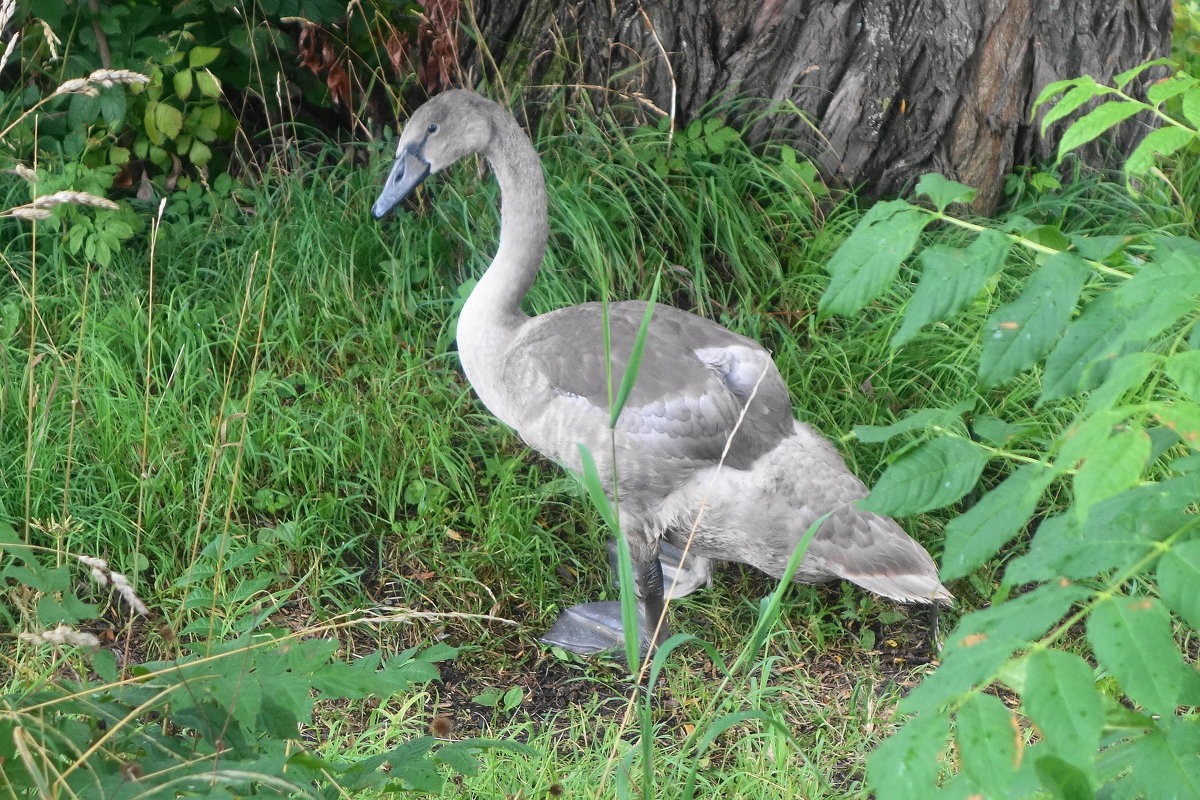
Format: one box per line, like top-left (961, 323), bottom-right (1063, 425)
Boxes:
top-left (427, 124), bottom-right (438, 134)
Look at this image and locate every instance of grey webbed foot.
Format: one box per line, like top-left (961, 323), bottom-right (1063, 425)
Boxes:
top-left (542, 558), bottom-right (670, 656)
top-left (607, 538), bottom-right (713, 599)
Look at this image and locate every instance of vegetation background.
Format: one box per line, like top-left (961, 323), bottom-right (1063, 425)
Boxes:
top-left (2, 1), bottom-right (1199, 798)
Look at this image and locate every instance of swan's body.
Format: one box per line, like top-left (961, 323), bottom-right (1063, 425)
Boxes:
top-left (374, 90), bottom-right (951, 654)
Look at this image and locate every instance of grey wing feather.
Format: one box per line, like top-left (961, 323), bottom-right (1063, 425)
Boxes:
top-left (516, 301), bottom-right (794, 469)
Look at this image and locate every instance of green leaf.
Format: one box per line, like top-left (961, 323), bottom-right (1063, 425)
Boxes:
top-left (1034, 76), bottom-right (1093, 113)
top-left (819, 200), bottom-right (931, 318)
top-left (867, 711), bottom-right (951, 800)
top-left (189, 139), bottom-right (213, 166)
top-left (1039, 79), bottom-right (1107, 134)
top-left (1124, 125), bottom-right (1195, 178)
top-left (979, 252), bottom-right (1090, 387)
top-left (893, 229), bottom-right (1009, 347)
top-left (1118, 718), bottom-right (1200, 798)
top-left (1181, 86), bottom-right (1200, 129)
top-left (956, 692), bottom-right (1019, 796)
top-left (99, 88), bottom-right (126, 127)
top-left (1033, 755), bottom-right (1096, 800)
top-left (1088, 596), bottom-right (1181, 717)
top-left (903, 582), bottom-right (1088, 716)
top-left (195, 70), bottom-right (223, 99)
top-left (970, 413), bottom-right (1028, 446)
top-left (189, 46), bottom-right (221, 68)
top-left (1155, 399), bottom-right (1200, 449)
top-left (1072, 425), bottom-right (1149, 512)
top-left (852, 400), bottom-right (973, 443)
top-left (173, 68), bottom-right (194, 100)
top-left (1082, 351), bottom-right (1158, 413)
top-left (1022, 649), bottom-right (1105, 766)
top-left (1057, 101), bottom-right (1145, 161)
top-left (610, 274), bottom-right (660, 428)
top-left (858, 435), bottom-right (988, 516)
top-left (914, 173), bottom-right (976, 211)
top-left (1158, 541), bottom-right (1200, 631)
top-left (1147, 74), bottom-right (1198, 105)
top-left (1165, 351), bottom-right (1200, 400)
top-left (1113, 58), bottom-right (1175, 90)
top-left (941, 463), bottom-right (1055, 580)
top-left (1042, 251), bottom-right (1200, 401)
top-left (1006, 475), bottom-right (1199, 583)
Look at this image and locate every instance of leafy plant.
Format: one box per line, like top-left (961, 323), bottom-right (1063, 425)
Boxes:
top-left (818, 71), bottom-right (1200, 794)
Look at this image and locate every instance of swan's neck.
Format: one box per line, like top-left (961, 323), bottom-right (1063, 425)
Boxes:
top-left (456, 112), bottom-right (547, 425)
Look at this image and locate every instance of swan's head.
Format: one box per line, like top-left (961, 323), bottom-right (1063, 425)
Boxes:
top-left (372, 90), bottom-right (495, 219)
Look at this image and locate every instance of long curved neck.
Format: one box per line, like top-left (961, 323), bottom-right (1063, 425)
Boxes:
top-left (461, 112), bottom-right (547, 331)
top-left (455, 108), bottom-right (547, 426)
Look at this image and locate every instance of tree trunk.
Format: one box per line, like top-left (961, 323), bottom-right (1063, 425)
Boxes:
top-left (452, 0), bottom-right (1173, 213)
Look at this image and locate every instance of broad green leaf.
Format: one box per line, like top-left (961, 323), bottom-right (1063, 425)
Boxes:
top-left (1147, 74), bottom-right (1199, 104)
top-left (99, 88), bottom-right (126, 127)
top-left (1033, 755), bottom-right (1096, 800)
top-left (189, 139), bottom-right (213, 167)
top-left (1083, 351), bottom-right (1158, 413)
top-left (858, 435), bottom-right (988, 516)
top-left (1072, 425), bottom-right (1149, 512)
top-left (970, 413), bottom-right (1028, 446)
top-left (196, 69), bottom-right (222, 98)
top-left (893, 229), bottom-right (1009, 347)
top-left (1113, 58), bottom-right (1175, 90)
top-left (1022, 649), bottom-right (1105, 765)
top-left (1042, 251), bottom-right (1200, 401)
top-left (1182, 86), bottom-right (1200, 129)
top-left (903, 582), bottom-right (1088, 716)
top-left (1068, 233), bottom-right (1131, 262)
top-left (173, 68), bottom-right (194, 100)
top-left (914, 173), bottom-right (976, 211)
top-left (1088, 596), bottom-right (1180, 717)
top-left (1034, 76), bottom-right (1096, 113)
top-left (1057, 101), bottom-right (1145, 161)
top-left (1158, 541), bottom-right (1200, 631)
top-left (1039, 80), bottom-right (1106, 133)
top-left (867, 710), bottom-right (951, 800)
top-left (979, 252), bottom-right (1090, 387)
top-left (1165, 351), bottom-right (1200, 400)
top-left (152, 101), bottom-right (184, 141)
top-left (853, 400), bottom-right (973, 443)
top-left (189, 45), bottom-right (221, 68)
top-left (1119, 720), bottom-right (1200, 798)
top-left (1154, 400), bottom-right (1200, 449)
top-left (942, 463), bottom-right (1055, 580)
top-left (819, 200), bottom-right (931, 317)
top-left (956, 692), bottom-right (1019, 796)
top-left (1006, 475), bottom-right (1199, 583)
top-left (1124, 125), bottom-right (1195, 178)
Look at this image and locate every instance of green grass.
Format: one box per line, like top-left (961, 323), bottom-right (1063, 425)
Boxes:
top-left (7, 101), bottom-right (1190, 796)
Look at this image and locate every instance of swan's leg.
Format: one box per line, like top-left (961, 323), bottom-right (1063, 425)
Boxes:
top-left (540, 536), bottom-right (669, 656)
top-left (607, 538), bottom-right (713, 599)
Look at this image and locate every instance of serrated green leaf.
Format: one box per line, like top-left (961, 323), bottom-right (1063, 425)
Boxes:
top-left (1147, 74), bottom-right (1199, 105)
top-left (970, 414), bottom-right (1028, 446)
top-left (189, 139), bottom-right (213, 166)
top-left (914, 173), bottom-right (976, 210)
top-left (1006, 475), bottom-right (1199, 583)
top-left (1072, 425), bottom-right (1149, 512)
top-left (1181, 86), bottom-right (1200, 129)
top-left (1165, 351), bottom-right (1200, 400)
top-left (1034, 755), bottom-right (1096, 800)
top-left (893, 229), bottom-right (1009, 347)
top-left (956, 692), bottom-right (1019, 795)
top-left (1113, 58), bottom-right (1175, 90)
top-left (1083, 351), bottom-right (1158, 413)
top-left (1057, 101), bottom-right (1145, 161)
top-left (1068, 233), bottom-right (1131, 262)
top-left (67, 90), bottom-right (100, 130)
top-left (1088, 596), bottom-right (1180, 717)
top-left (173, 68), bottom-right (194, 100)
top-left (152, 101), bottom-right (183, 141)
top-left (853, 400), bottom-right (973, 443)
top-left (903, 581), bottom-right (1087, 716)
top-left (196, 70), bottom-right (222, 98)
top-left (819, 200), bottom-right (930, 317)
top-left (1033, 76), bottom-right (1093, 113)
top-left (1125, 125), bottom-right (1195, 178)
top-left (1158, 541), bottom-right (1200, 631)
top-left (1118, 721), bottom-right (1200, 799)
top-left (942, 463), bottom-right (1055, 580)
top-left (867, 710), bottom-right (951, 800)
top-left (189, 45), bottom-right (221, 68)
top-left (1022, 649), bottom-right (1105, 766)
top-left (1042, 251), bottom-right (1200, 401)
top-left (858, 435), bottom-right (988, 516)
top-left (99, 88), bottom-right (126, 127)
top-left (1154, 399), bottom-right (1200, 449)
top-left (1039, 80), bottom-right (1107, 134)
top-left (979, 252), bottom-right (1090, 387)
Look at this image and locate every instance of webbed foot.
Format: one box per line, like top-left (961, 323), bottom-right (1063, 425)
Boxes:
top-left (540, 601), bottom-right (631, 655)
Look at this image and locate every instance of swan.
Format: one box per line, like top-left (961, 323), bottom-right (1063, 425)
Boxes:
top-left (372, 90), bottom-right (951, 654)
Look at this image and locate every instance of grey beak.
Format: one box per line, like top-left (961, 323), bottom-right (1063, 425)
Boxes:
top-left (372, 144), bottom-right (431, 219)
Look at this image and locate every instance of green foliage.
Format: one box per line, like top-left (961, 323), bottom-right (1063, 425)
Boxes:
top-left (822, 61), bottom-right (1200, 799)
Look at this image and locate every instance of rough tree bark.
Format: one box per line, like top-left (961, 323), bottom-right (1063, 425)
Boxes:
top-left (450, 0), bottom-right (1173, 212)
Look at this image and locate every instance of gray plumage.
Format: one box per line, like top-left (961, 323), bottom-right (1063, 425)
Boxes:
top-left (373, 90), bottom-right (951, 654)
